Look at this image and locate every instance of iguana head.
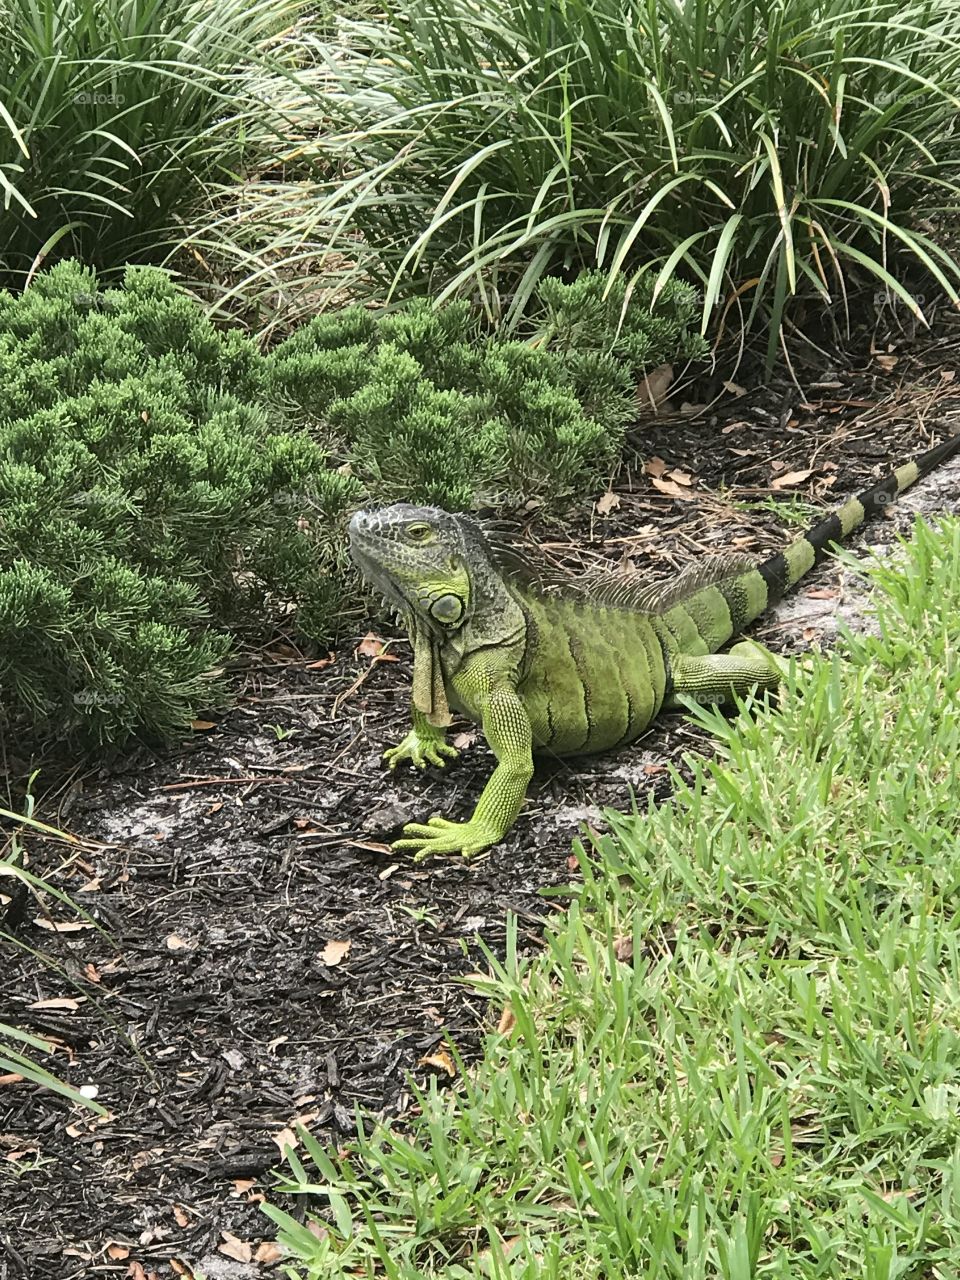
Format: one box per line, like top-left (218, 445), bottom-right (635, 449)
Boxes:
top-left (348, 504), bottom-right (485, 636)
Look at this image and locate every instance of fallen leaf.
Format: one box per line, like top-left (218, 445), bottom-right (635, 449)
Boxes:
top-left (33, 919), bottom-right (93, 933)
top-left (643, 456), bottom-right (668, 478)
top-left (497, 1005), bottom-right (517, 1035)
top-left (805, 588), bottom-right (838, 599)
top-left (172, 1205), bottom-right (191, 1229)
top-left (169, 1261), bottom-right (195, 1278)
top-left (190, 720), bottom-right (217, 732)
top-left (639, 363), bottom-right (673, 408)
top-left (419, 1049), bottom-right (457, 1077)
top-left (770, 468), bottom-right (813, 490)
top-left (106, 1244), bottom-right (131, 1260)
top-left (84, 964), bottom-right (101, 984)
top-left (650, 476), bottom-right (695, 501)
top-left (266, 1036), bottom-right (289, 1053)
top-left (723, 379), bottom-right (749, 397)
top-left (254, 1242), bottom-right (284, 1265)
top-left (306, 653), bottom-right (335, 670)
top-left (320, 939), bottom-right (351, 967)
top-left (28, 997), bottom-right (84, 1011)
top-left (613, 936), bottom-right (634, 963)
top-left (271, 1127), bottom-right (298, 1155)
top-left (874, 353), bottom-right (899, 371)
top-left (452, 729), bottom-right (477, 750)
top-left (219, 1233), bottom-right (252, 1264)
top-left (78, 878), bottom-right (102, 893)
top-left (664, 468), bottom-right (694, 486)
top-left (567, 853), bottom-right (580, 871)
top-left (595, 489), bottom-right (620, 516)
top-left (165, 934), bottom-right (195, 952)
top-left (126, 1263), bottom-right (148, 1280)
top-left (0, 1074), bottom-right (25, 1086)
top-left (378, 863), bottom-right (399, 881)
top-left (231, 1179), bottom-right (256, 1197)
top-left (721, 420), bottom-right (750, 434)
top-left (357, 632), bottom-right (386, 659)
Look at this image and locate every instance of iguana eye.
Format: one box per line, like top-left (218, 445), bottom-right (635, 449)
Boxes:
top-left (406, 523), bottom-right (433, 543)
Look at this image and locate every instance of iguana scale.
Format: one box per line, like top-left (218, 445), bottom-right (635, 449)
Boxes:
top-left (349, 434), bottom-right (960, 860)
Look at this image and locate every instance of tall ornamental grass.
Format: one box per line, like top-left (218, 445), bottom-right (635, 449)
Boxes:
top-left (271, 0), bottom-right (960, 358)
top-left (0, 0), bottom-right (305, 288)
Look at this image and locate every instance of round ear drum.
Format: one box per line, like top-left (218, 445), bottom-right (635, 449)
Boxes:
top-left (430, 593), bottom-right (465, 625)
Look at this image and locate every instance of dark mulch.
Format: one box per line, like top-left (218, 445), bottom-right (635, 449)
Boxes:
top-left (3, 309), bottom-right (960, 1279)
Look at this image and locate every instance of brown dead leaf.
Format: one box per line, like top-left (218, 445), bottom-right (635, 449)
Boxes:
top-left (497, 1005), bottom-right (517, 1035)
top-left (219, 1233), bottom-right (252, 1264)
top-left (28, 997), bottom-right (84, 1011)
top-left (271, 1127), bottom-right (299, 1155)
top-left (650, 476), bottom-right (695, 501)
top-left (613, 936), bottom-right (634, 963)
top-left (190, 720), bottom-right (217, 732)
top-left (84, 963), bottom-right (102, 984)
top-left (595, 489), bottom-right (620, 516)
top-left (805, 588), bottom-right (839, 600)
top-left (721, 420), bottom-right (750, 434)
top-left (567, 853), bottom-right (580, 871)
top-left (33, 919), bottom-right (93, 933)
top-left (106, 1243), bottom-right (131, 1260)
top-left (664, 468), bottom-right (694, 486)
top-left (165, 934), bottom-right (195, 952)
top-left (357, 632), bottom-right (386, 658)
top-left (306, 653), bottom-right (335, 670)
top-left (378, 863), bottom-right (399, 881)
top-left (770, 468), bottom-right (813, 490)
top-left (874, 353), bottom-right (899, 371)
top-left (452, 729), bottom-right (478, 750)
top-left (418, 1049), bottom-right (457, 1078)
top-left (126, 1263), bottom-right (150, 1280)
top-left (639, 363), bottom-right (673, 408)
top-left (643, 456), bottom-right (668, 478)
top-left (231, 1179), bottom-right (256, 1197)
top-left (643, 763), bottom-right (667, 776)
top-left (172, 1205), bottom-right (191, 1229)
top-left (722, 379), bottom-right (749, 397)
top-left (254, 1242), bottom-right (284, 1265)
top-left (320, 939), bottom-right (351, 967)
top-left (169, 1261), bottom-right (196, 1278)
top-left (78, 877), bottom-right (101, 893)
top-left (0, 1074), bottom-right (25, 1087)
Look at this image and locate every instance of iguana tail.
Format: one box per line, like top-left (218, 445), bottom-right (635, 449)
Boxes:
top-left (668, 433), bottom-right (960, 654)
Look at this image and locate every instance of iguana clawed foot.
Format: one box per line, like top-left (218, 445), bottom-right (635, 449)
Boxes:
top-left (383, 728), bottom-right (459, 771)
top-left (392, 816), bottom-right (500, 861)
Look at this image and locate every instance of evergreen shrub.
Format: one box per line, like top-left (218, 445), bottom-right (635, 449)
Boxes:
top-left (0, 261), bottom-right (358, 748)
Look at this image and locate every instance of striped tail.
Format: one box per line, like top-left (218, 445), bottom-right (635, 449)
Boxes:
top-left (664, 432), bottom-right (960, 656)
top-left (754, 432), bottom-right (960, 611)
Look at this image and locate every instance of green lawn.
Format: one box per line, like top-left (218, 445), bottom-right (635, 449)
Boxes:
top-left (268, 516), bottom-right (960, 1280)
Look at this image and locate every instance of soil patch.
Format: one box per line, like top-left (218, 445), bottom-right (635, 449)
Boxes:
top-left (3, 323), bottom-right (960, 1279)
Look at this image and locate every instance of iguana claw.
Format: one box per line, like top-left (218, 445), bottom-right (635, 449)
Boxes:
top-left (383, 730), bottom-right (459, 771)
top-left (393, 816), bottom-right (499, 861)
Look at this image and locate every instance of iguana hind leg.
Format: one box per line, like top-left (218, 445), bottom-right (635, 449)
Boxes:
top-left (667, 640), bottom-right (787, 709)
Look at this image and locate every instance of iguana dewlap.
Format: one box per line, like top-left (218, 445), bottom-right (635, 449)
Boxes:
top-left (348, 434), bottom-right (960, 860)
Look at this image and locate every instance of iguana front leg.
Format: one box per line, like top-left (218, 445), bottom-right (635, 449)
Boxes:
top-left (384, 707), bottom-right (459, 771)
top-left (393, 681), bottom-right (533, 861)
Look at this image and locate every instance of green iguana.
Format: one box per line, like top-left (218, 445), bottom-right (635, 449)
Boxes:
top-left (349, 434), bottom-right (960, 860)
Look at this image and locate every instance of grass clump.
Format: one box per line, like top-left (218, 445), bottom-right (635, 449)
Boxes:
top-left (0, 260), bottom-right (358, 748)
top-left (291, 0), bottom-right (960, 358)
top-left (266, 516), bottom-right (960, 1277)
top-left (0, 0), bottom-right (302, 288)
